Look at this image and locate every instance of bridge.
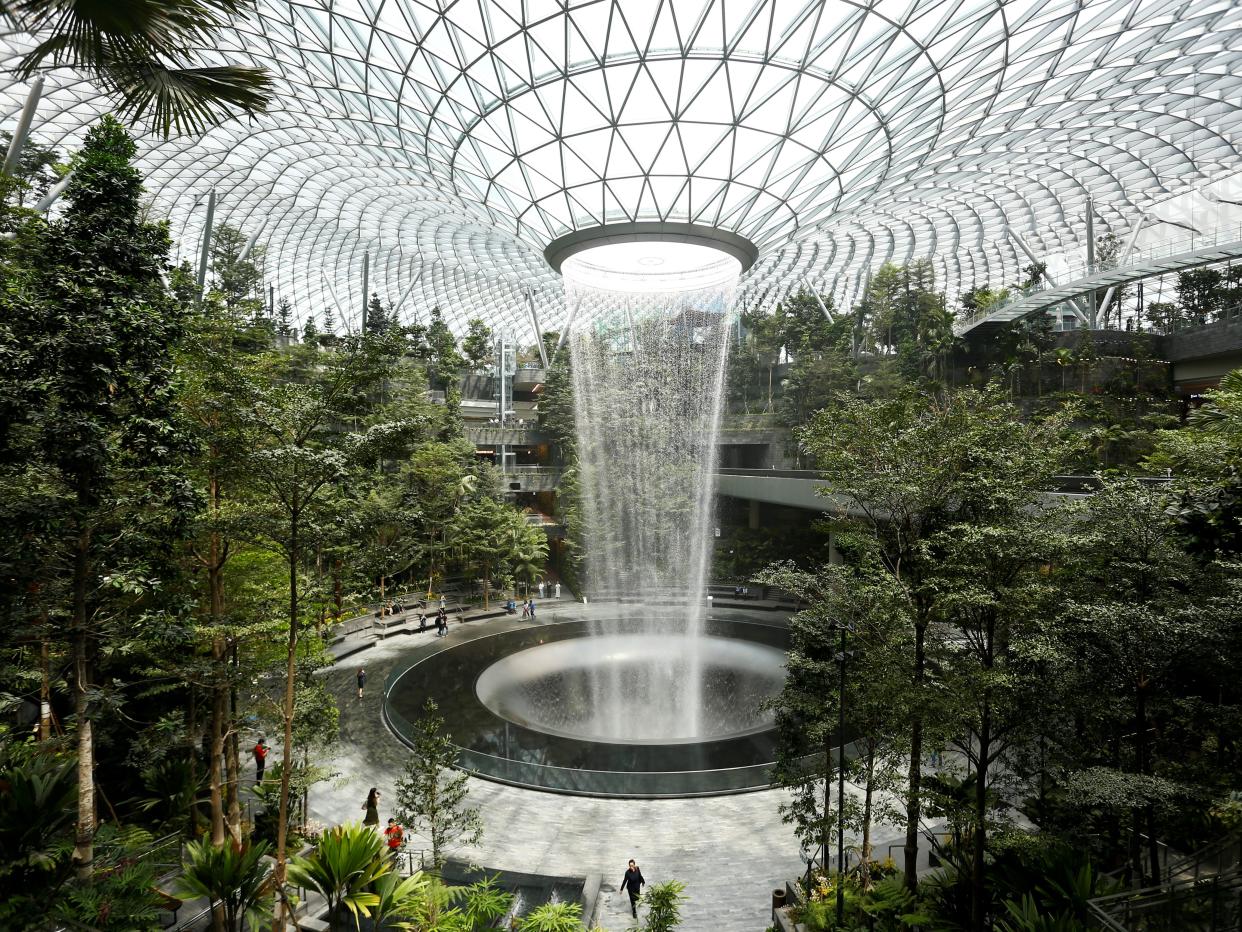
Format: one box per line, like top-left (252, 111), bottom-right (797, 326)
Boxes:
top-left (955, 224), bottom-right (1242, 337)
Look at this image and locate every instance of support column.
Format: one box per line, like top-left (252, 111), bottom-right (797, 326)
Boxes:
top-left (1007, 227), bottom-right (1091, 325)
top-left (1086, 197), bottom-right (1097, 328)
top-left (551, 298), bottom-right (582, 367)
top-left (360, 252), bottom-right (370, 331)
top-left (747, 498), bottom-right (760, 530)
top-left (803, 277), bottom-right (834, 322)
top-left (2, 77), bottom-right (44, 178)
top-left (238, 219), bottom-right (267, 260)
top-left (196, 190), bottom-right (217, 301)
top-left (527, 291), bottom-right (549, 368)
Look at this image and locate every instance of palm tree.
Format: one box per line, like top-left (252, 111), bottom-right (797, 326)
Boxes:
top-left (369, 871), bottom-right (434, 930)
top-left (509, 522), bottom-right (548, 600)
top-left (2, 0), bottom-right (273, 136)
top-left (176, 839), bottom-right (274, 932)
top-left (286, 823), bottom-right (389, 931)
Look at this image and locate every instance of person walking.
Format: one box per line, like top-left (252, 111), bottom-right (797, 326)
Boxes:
top-left (362, 788), bottom-right (381, 829)
top-left (384, 818), bottom-right (404, 863)
top-left (356, 667), bottom-right (367, 700)
top-left (253, 737), bottom-right (269, 782)
top-left (528, 599), bottom-right (536, 620)
top-left (554, 582), bottom-right (561, 599)
top-left (521, 599), bottom-right (529, 619)
top-left (437, 613), bottom-right (447, 638)
top-left (621, 859), bottom-right (645, 919)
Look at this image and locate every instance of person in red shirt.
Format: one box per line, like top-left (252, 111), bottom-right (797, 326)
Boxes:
top-left (384, 818), bottom-right (404, 862)
top-left (253, 737), bottom-right (269, 781)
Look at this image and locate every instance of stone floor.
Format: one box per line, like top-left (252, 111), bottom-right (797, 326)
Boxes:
top-left (306, 601), bottom-right (905, 931)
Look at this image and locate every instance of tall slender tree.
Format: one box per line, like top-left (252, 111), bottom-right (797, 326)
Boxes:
top-left (0, 116), bottom-right (190, 879)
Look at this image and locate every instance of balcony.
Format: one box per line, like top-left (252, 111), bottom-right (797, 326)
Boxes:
top-left (465, 424), bottom-right (550, 446)
top-left (499, 465), bottom-right (561, 493)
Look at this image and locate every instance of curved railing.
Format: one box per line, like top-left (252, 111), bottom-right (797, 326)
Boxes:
top-left (383, 698), bottom-right (775, 797)
top-left (955, 222), bottom-right (1242, 334)
top-left (380, 613), bottom-right (789, 797)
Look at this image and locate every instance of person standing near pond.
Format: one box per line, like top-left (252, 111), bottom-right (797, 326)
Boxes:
top-left (621, 859), bottom-right (645, 918)
top-left (363, 788), bottom-right (381, 829)
top-left (528, 599), bottom-right (536, 620)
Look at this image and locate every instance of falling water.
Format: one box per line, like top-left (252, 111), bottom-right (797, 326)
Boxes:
top-left (566, 263), bottom-right (737, 740)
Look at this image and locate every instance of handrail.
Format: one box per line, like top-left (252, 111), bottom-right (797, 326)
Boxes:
top-left (956, 223), bottom-right (1242, 333)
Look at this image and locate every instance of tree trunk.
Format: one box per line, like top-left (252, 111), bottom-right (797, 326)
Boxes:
top-left (209, 637), bottom-right (228, 846)
top-left (903, 617), bottom-right (927, 892)
top-left (71, 523), bottom-right (95, 882)
top-left (333, 557), bottom-right (343, 621)
top-left (972, 615), bottom-right (996, 931)
top-left (226, 643), bottom-right (242, 841)
top-left (1134, 677), bottom-right (1150, 885)
top-left (274, 507), bottom-right (300, 932)
top-left (861, 742), bottom-right (876, 889)
top-left (39, 627), bottom-right (52, 741)
top-left (972, 711), bottom-right (991, 930)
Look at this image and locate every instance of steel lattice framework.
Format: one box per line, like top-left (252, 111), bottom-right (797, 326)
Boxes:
top-left (3, 0), bottom-right (1242, 334)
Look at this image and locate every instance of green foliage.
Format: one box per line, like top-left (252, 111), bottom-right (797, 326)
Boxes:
top-left (7, 0), bottom-right (273, 136)
top-left (461, 318), bottom-right (493, 370)
top-left (176, 838), bottom-right (274, 932)
top-left (449, 875), bottom-right (513, 929)
top-left (287, 823), bottom-right (390, 931)
top-left (369, 870), bottom-right (434, 931)
top-left (640, 880), bottom-right (687, 932)
top-left (517, 899), bottom-right (585, 931)
top-left (52, 852), bottom-right (161, 931)
top-left (0, 741), bottom-right (76, 929)
top-left (394, 699), bottom-right (483, 872)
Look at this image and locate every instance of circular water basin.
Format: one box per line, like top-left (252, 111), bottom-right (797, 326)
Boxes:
top-left (475, 633), bottom-right (784, 744)
top-left (382, 616), bottom-right (789, 797)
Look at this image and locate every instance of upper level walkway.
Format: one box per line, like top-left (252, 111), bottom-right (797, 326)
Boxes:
top-left (955, 224), bottom-right (1242, 336)
top-left (717, 469), bottom-right (1169, 512)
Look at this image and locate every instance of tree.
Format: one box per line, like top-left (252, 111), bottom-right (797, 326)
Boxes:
top-left (209, 224), bottom-right (265, 319)
top-left (1058, 481), bottom-right (1217, 886)
top-left (0, 130), bottom-right (61, 206)
top-left (3, 0), bottom-right (273, 136)
top-left (797, 388), bottom-right (1076, 894)
top-left (176, 839), bottom-right (274, 932)
top-left (239, 334), bottom-right (416, 928)
top-left (276, 298), bottom-right (293, 337)
top-left (1177, 268), bottom-right (1224, 326)
top-left (301, 313), bottom-right (319, 345)
top-left (641, 880), bottom-right (688, 932)
top-left (0, 741), bottom-right (77, 928)
top-left (461, 317), bottom-right (493, 371)
top-left (286, 824), bottom-right (390, 932)
top-left (365, 292), bottom-right (388, 335)
top-left (426, 306), bottom-right (465, 429)
top-left (0, 116), bottom-right (191, 881)
top-left (757, 560), bottom-right (909, 889)
top-left (394, 699), bottom-right (483, 873)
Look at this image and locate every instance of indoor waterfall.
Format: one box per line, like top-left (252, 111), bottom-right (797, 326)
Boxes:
top-left (565, 260), bottom-right (738, 741)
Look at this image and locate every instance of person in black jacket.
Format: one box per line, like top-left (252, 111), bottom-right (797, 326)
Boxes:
top-left (620, 859), bottom-right (645, 918)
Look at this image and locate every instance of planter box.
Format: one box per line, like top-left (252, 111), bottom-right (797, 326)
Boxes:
top-left (772, 905), bottom-right (807, 932)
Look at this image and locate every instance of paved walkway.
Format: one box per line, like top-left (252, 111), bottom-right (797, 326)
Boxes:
top-left (308, 601), bottom-right (833, 931)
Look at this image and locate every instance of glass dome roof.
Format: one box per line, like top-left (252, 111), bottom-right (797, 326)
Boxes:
top-left (3, 0), bottom-right (1241, 334)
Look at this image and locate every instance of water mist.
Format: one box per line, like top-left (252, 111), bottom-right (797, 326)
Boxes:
top-left (564, 253), bottom-right (737, 741)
